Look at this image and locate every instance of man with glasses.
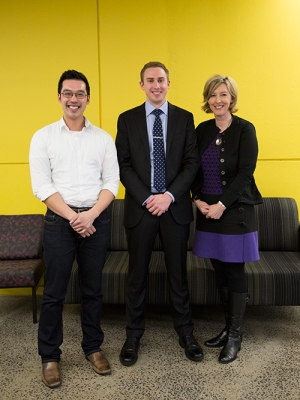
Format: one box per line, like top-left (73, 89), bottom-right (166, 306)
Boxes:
top-left (29, 70), bottom-right (119, 388)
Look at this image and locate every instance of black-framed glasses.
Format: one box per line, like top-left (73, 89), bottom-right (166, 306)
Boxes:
top-left (60, 91), bottom-right (88, 99)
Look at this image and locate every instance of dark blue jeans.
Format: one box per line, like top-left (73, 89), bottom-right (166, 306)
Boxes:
top-left (38, 208), bottom-right (110, 363)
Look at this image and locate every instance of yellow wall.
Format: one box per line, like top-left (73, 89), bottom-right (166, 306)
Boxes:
top-left (1, 1), bottom-right (300, 294)
top-left (1, 0), bottom-right (300, 214)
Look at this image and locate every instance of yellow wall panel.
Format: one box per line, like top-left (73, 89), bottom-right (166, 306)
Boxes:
top-left (0, 287), bottom-right (44, 296)
top-left (255, 161), bottom-right (300, 207)
top-left (0, 0), bottom-right (100, 164)
top-left (98, 0), bottom-right (171, 133)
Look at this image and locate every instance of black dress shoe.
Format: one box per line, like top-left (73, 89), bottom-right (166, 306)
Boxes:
top-left (179, 335), bottom-right (203, 362)
top-left (119, 337), bottom-right (140, 366)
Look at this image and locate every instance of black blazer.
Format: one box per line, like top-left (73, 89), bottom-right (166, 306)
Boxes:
top-left (116, 102), bottom-right (199, 228)
top-left (191, 115), bottom-right (262, 208)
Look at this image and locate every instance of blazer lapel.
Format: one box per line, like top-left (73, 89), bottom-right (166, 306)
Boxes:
top-left (134, 104), bottom-right (151, 161)
top-left (166, 103), bottom-right (178, 156)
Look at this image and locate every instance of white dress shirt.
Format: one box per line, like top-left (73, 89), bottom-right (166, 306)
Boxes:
top-left (29, 117), bottom-right (119, 207)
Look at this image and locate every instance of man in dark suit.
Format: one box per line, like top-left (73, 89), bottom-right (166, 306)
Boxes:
top-left (116, 61), bottom-right (202, 366)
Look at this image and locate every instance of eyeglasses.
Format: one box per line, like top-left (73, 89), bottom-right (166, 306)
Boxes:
top-left (60, 91), bottom-right (88, 99)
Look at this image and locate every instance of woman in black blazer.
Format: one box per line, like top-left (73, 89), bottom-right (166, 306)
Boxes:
top-left (192, 75), bottom-right (262, 364)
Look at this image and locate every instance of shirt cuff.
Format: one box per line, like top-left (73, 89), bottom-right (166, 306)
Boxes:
top-left (143, 195), bottom-right (154, 206)
top-left (165, 191), bottom-right (174, 203)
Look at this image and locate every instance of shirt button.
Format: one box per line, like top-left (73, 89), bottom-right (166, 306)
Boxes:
top-left (221, 148), bottom-right (225, 152)
top-left (220, 158), bottom-right (224, 163)
top-left (239, 207), bottom-right (244, 212)
top-left (222, 181), bottom-right (226, 185)
top-left (221, 171), bottom-right (225, 175)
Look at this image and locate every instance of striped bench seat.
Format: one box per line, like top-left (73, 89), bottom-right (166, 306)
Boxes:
top-left (65, 197), bottom-right (300, 306)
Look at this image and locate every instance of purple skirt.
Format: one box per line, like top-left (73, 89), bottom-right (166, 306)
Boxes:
top-left (193, 195), bottom-right (260, 263)
top-left (193, 230), bottom-right (259, 262)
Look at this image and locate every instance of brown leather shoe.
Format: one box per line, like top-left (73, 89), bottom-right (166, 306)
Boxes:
top-left (42, 362), bottom-right (61, 388)
top-left (86, 351), bottom-right (111, 375)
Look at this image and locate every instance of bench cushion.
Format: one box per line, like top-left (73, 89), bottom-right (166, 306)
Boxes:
top-left (0, 214), bottom-right (44, 260)
top-left (0, 259), bottom-right (45, 288)
top-left (65, 197), bottom-right (300, 306)
top-left (247, 251), bottom-right (300, 305)
top-left (255, 197), bottom-right (299, 251)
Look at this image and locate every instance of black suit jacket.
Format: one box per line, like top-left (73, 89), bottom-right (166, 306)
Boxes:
top-left (116, 102), bottom-right (199, 228)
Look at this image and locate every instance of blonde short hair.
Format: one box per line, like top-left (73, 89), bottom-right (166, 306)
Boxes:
top-left (202, 75), bottom-right (238, 114)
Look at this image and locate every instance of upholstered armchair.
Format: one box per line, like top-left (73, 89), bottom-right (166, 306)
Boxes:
top-left (0, 214), bottom-right (45, 322)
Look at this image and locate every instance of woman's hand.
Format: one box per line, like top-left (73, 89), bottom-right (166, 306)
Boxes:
top-left (205, 202), bottom-right (226, 220)
top-left (194, 199), bottom-right (210, 216)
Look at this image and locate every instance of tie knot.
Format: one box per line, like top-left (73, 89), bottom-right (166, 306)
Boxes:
top-left (152, 109), bottom-right (163, 117)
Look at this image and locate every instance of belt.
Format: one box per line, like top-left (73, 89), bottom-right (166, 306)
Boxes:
top-left (68, 206), bottom-right (93, 213)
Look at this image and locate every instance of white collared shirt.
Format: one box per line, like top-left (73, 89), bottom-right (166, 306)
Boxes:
top-left (29, 117), bottom-right (119, 207)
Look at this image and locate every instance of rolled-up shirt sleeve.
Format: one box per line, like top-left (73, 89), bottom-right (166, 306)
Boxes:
top-left (101, 134), bottom-right (120, 198)
top-left (29, 128), bottom-right (58, 202)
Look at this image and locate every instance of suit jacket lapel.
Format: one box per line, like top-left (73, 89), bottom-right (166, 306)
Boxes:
top-left (166, 103), bottom-right (178, 156)
top-left (134, 104), bottom-right (151, 162)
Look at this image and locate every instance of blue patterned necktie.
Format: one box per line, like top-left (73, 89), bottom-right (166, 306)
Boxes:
top-left (152, 109), bottom-right (166, 192)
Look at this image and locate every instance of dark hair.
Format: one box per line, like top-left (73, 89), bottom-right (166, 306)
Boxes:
top-left (140, 61), bottom-right (169, 82)
top-left (58, 70), bottom-right (90, 95)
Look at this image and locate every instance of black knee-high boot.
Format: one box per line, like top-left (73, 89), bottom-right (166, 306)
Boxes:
top-left (218, 291), bottom-right (248, 364)
top-left (205, 287), bottom-right (228, 348)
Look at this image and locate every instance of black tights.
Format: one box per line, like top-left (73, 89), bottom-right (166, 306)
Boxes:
top-left (210, 258), bottom-right (247, 293)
